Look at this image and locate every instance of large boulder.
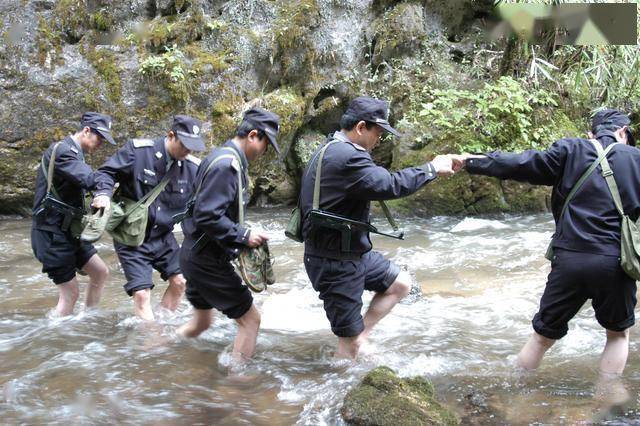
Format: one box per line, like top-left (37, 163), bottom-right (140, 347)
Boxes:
top-left (0, 0), bottom-right (588, 216)
top-left (341, 366), bottom-right (459, 425)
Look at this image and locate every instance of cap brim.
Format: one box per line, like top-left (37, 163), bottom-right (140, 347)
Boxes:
top-left (95, 128), bottom-right (116, 145)
top-left (376, 121), bottom-right (401, 137)
top-left (178, 134), bottom-right (206, 151)
top-left (266, 133), bottom-right (281, 154)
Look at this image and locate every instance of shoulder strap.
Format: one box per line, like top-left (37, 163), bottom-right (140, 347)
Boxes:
top-left (558, 140), bottom-right (619, 221)
top-left (193, 147), bottom-right (245, 225)
top-left (312, 140), bottom-right (339, 209)
top-left (311, 138), bottom-right (399, 231)
top-left (42, 142), bottom-right (63, 199)
top-left (592, 140), bottom-right (625, 217)
top-left (377, 200), bottom-right (399, 231)
top-left (119, 173), bottom-right (172, 220)
top-left (224, 148), bottom-right (245, 226)
top-left (193, 152), bottom-right (237, 199)
top-left (140, 174), bottom-right (172, 208)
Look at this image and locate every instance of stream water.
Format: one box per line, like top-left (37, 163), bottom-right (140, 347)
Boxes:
top-left (1, 210), bottom-right (639, 424)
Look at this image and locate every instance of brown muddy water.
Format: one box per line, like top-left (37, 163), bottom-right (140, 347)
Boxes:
top-left (1, 210), bottom-right (639, 425)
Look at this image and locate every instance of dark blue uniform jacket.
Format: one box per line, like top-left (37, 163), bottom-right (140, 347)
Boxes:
top-left (466, 135), bottom-right (640, 256)
top-left (300, 132), bottom-right (437, 260)
top-left (94, 137), bottom-right (199, 240)
top-left (32, 136), bottom-right (96, 233)
top-left (181, 141), bottom-right (251, 260)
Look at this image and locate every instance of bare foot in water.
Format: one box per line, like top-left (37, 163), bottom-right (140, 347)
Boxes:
top-left (593, 373), bottom-right (632, 422)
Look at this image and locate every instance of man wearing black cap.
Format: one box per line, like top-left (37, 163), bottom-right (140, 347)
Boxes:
top-left (31, 112), bottom-right (115, 316)
top-left (177, 107), bottom-right (278, 364)
top-left (299, 96), bottom-right (459, 359)
top-left (94, 115), bottom-right (205, 320)
top-left (456, 108), bottom-right (639, 379)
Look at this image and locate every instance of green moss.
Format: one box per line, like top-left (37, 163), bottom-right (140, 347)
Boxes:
top-left (260, 88), bottom-right (307, 139)
top-left (142, 94), bottom-right (174, 123)
top-left (36, 0), bottom-right (107, 67)
top-left (81, 85), bottom-right (102, 111)
top-left (139, 45), bottom-right (197, 104)
top-left (90, 10), bottom-right (113, 32)
top-left (36, 15), bottom-right (63, 67)
top-left (273, 0), bottom-right (321, 85)
top-left (184, 44), bottom-right (228, 74)
top-left (145, 7), bottom-right (210, 51)
top-left (85, 48), bottom-right (122, 104)
top-left (372, 2), bottom-right (427, 62)
top-left (54, 0), bottom-right (89, 41)
top-left (341, 367), bottom-right (458, 425)
top-left (293, 132), bottom-right (325, 172)
top-left (208, 92), bottom-right (245, 144)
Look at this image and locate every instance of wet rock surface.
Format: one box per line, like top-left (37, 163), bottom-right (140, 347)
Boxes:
top-left (0, 0), bottom-right (567, 215)
top-left (341, 366), bottom-right (459, 425)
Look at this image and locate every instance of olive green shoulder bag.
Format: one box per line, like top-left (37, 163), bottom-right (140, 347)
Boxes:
top-left (590, 140), bottom-right (640, 280)
top-left (106, 174), bottom-right (171, 247)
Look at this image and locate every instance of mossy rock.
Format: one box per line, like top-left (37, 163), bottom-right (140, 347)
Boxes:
top-left (341, 367), bottom-right (458, 426)
top-left (84, 46), bottom-right (123, 105)
top-left (272, 0), bottom-right (321, 88)
top-left (258, 88), bottom-right (307, 142)
top-left (291, 131), bottom-right (325, 175)
top-left (371, 2), bottom-right (428, 66)
top-left (144, 7), bottom-right (210, 51)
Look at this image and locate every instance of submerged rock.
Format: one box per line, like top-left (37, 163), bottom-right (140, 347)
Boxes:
top-left (341, 366), bottom-right (458, 425)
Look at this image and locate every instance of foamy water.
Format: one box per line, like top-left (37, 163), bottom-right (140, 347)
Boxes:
top-left (0, 211), bottom-right (638, 424)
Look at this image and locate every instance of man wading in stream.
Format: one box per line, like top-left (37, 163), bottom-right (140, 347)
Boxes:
top-left (456, 109), bottom-right (638, 387)
top-left (299, 96), bottom-right (460, 359)
top-left (31, 112), bottom-right (114, 316)
top-left (93, 115), bottom-right (204, 320)
top-left (176, 108), bottom-right (279, 364)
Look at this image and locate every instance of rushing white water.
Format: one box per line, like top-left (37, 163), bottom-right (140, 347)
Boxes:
top-left (0, 211), bottom-right (638, 424)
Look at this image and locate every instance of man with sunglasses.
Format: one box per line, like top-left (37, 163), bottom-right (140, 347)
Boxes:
top-left (94, 115), bottom-right (205, 320)
top-left (31, 112), bottom-right (116, 316)
top-left (299, 97), bottom-right (459, 359)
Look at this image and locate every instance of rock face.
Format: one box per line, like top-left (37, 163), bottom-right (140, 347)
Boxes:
top-left (341, 366), bottom-right (459, 425)
top-left (0, 0), bottom-right (573, 215)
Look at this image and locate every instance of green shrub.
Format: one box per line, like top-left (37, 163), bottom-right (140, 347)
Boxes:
top-left (401, 76), bottom-right (563, 152)
top-left (139, 45), bottom-right (197, 103)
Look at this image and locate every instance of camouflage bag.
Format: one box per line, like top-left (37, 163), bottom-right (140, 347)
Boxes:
top-left (223, 148), bottom-right (277, 292)
top-left (80, 203), bottom-right (112, 243)
top-left (235, 241), bottom-right (276, 293)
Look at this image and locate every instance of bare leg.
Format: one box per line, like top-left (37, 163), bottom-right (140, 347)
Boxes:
top-left (177, 308), bottom-right (213, 338)
top-left (133, 288), bottom-right (154, 321)
top-left (595, 331), bottom-right (632, 419)
top-left (80, 254), bottom-right (109, 309)
top-left (335, 272), bottom-right (411, 359)
top-left (336, 335), bottom-right (366, 360)
top-left (160, 273), bottom-right (186, 312)
top-left (362, 271), bottom-right (411, 338)
top-left (516, 331), bottom-right (556, 370)
top-left (599, 329), bottom-right (630, 375)
top-left (232, 304), bottom-right (261, 362)
top-left (55, 278), bottom-right (80, 316)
